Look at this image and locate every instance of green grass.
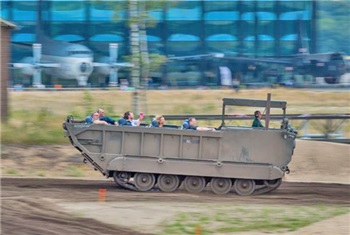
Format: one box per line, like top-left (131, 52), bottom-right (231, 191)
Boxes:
top-left (64, 165), bottom-right (85, 177)
top-left (159, 204), bottom-right (349, 235)
top-left (1, 109), bottom-right (67, 144)
top-left (5, 169), bottom-right (18, 175)
top-left (37, 172), bottom-right (46, 177)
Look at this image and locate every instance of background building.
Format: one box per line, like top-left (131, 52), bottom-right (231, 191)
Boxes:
top-left (0, 0), bottom-right (349, 88)
top-left (1, 18), bottom-right (16, 122)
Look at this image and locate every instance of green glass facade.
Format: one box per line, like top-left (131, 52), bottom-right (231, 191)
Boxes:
top-left (1, 0), bottom-right (349, 87)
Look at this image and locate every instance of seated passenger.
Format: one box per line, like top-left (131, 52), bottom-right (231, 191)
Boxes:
top-left (152, 115), bottom-right (165, 127)
top-left (182, 119), bottom-right (190, 129)
top-left (136, 112), bottom-right (145, 126)
top-left (97, 108), bottom-right (118, 125)
top-left (151, 118), bottom-right (159, 127)
top-left (85, 113), bottom-right (93, 124)
top-left (252, 110), bottom-right (264, 128)
top-left (118, 117), bottom-right (126, 126)
top-left (92, 112), bottom-right (108, 125)
top-left (183, 117), bottom-right (215, 131)
top-left (120, 111), bottom-right (144, 126)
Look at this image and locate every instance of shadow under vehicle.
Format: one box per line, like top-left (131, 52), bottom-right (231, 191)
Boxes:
top-left (63, 96), bottom-right (297, 196)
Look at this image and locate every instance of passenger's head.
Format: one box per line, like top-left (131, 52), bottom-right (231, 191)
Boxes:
top-left (123, 111), bottom-right (134, 120)
top-left (97, 108), bottom-right (105, 117)
top-left (123, 111), bottom-right (130, 120)
top-left (155, 115), bottom-right (165, 125)
top-left (188, 117), bottom-right (196, 126)
top-left (254, 110), bottom-right (261, 119)
top-left (92, 112), bottom-right (99, 120)
top-left (129, 112), bottom-right (135, 120)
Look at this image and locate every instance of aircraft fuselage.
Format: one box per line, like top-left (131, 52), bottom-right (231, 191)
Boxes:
top-left (40, 38), bottom-right (94, 86)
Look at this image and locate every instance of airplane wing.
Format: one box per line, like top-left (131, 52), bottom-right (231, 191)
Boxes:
top-left (10, 63), bottom-right (33, 68)
top-left (11, 62), bottom-right (60, 68)
top-left (167, 53), bottom-right (293, 65)
top-left (111, 62), bottom-right (134, 68)
top-left (11, 42), bottom-right (33, 48)
top-left (167, 53), bottom-right (220, 61)
top-left (223, 53), bottom-right (293, 65)
top-left (92, 62), bottom-right (134, 68)
top-left (37, 63), bottom-right (61, 68)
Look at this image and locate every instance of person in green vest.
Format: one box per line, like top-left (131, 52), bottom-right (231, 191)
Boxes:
top-left (252, 110), bottom-right (264, 128)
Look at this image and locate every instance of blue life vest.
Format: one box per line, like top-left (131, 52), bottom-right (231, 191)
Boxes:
top-left (118, 118), bottom-right (126, 125)
top-left (182, 119), bottom-right (189, 129)
top-left (151, 119), bottom-right (159, 127)
top-left (85, 115), bottom-right (93, 124)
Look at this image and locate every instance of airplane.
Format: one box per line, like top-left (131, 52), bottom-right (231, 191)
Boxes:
top-left (221, 51), bottom-right (347, 84)
top-left (10, 2), bottom-right (96, 87)
top-left (10, 1), bottom-right (133, 87)
top-left (11, 43), bottom-right (60, 87)
top-left (219, 17), bottom-right (348, 85)
top-left (12, 36), bottom-right (94, 86)
top-left (167, 15), bottom-right (348, 86)
top-left (11, 36), bottom-right (134, 87)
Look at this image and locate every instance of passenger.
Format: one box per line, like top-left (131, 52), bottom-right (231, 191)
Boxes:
top-left (85, 113), bottom-right (94, 124)
top-left (252, 110), bottom-right (264, 128)
top-left (151, 118), bottom-right (159, 127)
top-left (182, 119), bottom-right (190, 129)
top-left (97, 108), bottom-right (118, 125)
top-left (136, 112), bottom-right (145, 126)
top-left (121, 111), bottom-right (144, 126)
top-left (92, 112), bottom-right (108, 125)
top-left (183, 117), bottom-right (216, 131)
top-left (117, 117), bottom-right (126, 125)
top-left (152, 115), bottom-right (166, 127)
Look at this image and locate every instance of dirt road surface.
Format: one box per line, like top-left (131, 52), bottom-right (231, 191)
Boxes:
top-left (1, 178), bottom-right (349, 235)
top-left (1, 140), bottom-right (349, 234)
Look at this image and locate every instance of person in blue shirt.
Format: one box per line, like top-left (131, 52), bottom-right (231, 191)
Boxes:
top-left (252, 110), bottom-right (264, 128)
top-left (182, 119), bottom-right (190, 129)
top-left (118, 117), bottom-right (126, 125)
top-left (97, 108), bottom-right (117, 125)
top-left (152, 115), bottom-right (165, 127)
top-left (183, 117), bottom-right (216, 131)
top-left (120, 111), bottom-right (144, 126)
top-left (85, 113), bottom-right (94, 124)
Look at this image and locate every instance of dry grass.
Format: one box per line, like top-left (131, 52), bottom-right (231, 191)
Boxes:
top-left (3, 88), bottom-right (349, 144)
top-left (9, 88), bottom-right (350, 117)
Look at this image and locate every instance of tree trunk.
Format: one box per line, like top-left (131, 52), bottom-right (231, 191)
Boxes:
top-left (129, 0), bottom-right (141, 113)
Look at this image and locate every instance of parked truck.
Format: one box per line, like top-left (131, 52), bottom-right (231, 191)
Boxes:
top-left (63, 95), bottom-right (296, 196)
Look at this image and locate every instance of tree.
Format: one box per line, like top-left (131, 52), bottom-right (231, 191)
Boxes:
top-left (96, 0), bottom-right (169, 113)
top-left (317, 1), bottom-right (350, 54)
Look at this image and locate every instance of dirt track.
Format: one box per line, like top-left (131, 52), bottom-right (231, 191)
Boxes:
top-left (1, 140), bottom-right (349, 234)
top-left (1, 177), bottom-right (349, 235)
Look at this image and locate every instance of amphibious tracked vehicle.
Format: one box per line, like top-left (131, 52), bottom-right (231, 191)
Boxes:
top-left (63, 95), bottom-right (296, 196)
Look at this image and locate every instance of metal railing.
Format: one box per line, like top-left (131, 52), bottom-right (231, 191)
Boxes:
top-left (160, 113), bottom-right (350, 144)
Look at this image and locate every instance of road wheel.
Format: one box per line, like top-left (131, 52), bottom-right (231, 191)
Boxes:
top-left (134, 173), bottom-right (156, 191)
top-left (210, 177), bottom-right (232, 195)
top-left (113, 171), bottom-right (130, 185)
top-left (234, 179), bottom-right (256, 196)
top-left (184, 176), bottom-right (206, 193)
top-left (158, 174), bottom-right (180, 192)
